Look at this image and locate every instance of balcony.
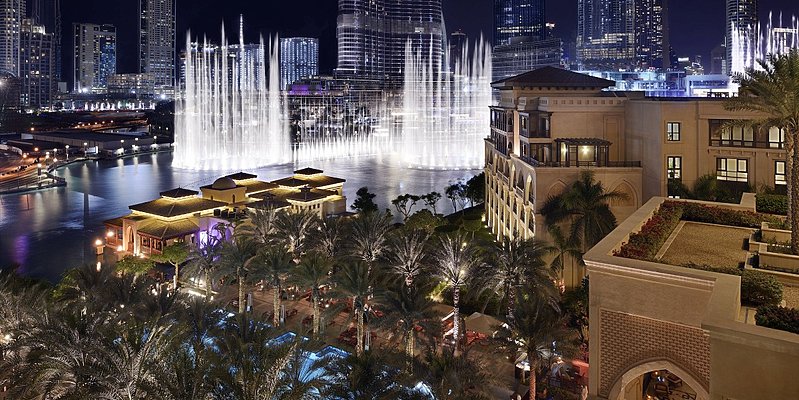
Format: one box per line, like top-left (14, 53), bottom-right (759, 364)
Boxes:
top-left (709, 139), bottom-right (785, 150)
top-left (521, 156), bottom-right (641, 168)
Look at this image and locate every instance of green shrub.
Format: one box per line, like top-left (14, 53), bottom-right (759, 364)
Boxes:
top-left (673, 201), bottom-right (783, 228)
top-left (756, 193), bottom-right (788, 216)
top-left (683, 263), bottom-right (783, 307)
top-left (755, 305), bottom-right (799, 334)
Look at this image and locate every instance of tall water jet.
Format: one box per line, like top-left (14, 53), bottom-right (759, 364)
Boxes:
top-left (731, 13), bottom-right (799, 75)
top-left (401, 37), bottom-right (492, 169)
top-left (174, 24), bottom-right (290, 170)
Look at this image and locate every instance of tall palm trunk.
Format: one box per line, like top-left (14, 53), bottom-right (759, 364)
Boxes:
top-left (528, 357), bottom-right (538, 399)
top-left (173, 263), bottom-right (179, 291)
top-left (312, 293), bottom-right (320, 336)
top-left (273, 279), bottom-right (281, 326)
top-left (406, 328), bottom-right (415, 359)
top-left (452, 284), bottom-right (461, 348)
top-left (356, 299), bottom-right (364, 355)
top-left (507, 283), bottom-right (516, 323)
top-left (788, 133), bottom-right (799, 254)
top-left (238, 270), bottom-right (246, 315)
top-left (205, 270), bottom-right (211, 300)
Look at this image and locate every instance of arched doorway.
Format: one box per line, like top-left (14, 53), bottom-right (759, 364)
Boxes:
top-left (609, 360), bottom-right (709, 400)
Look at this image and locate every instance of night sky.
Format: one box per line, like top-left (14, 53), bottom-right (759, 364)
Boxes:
top-left (60, 0), bottom-right (798, 80)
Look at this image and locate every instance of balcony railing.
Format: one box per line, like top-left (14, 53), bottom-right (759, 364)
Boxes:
top-left (709, 139), bottom-right (785, 150)
top-left (520, 156), bottom-right (641, 168)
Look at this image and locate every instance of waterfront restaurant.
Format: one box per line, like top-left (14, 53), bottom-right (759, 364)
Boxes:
top-left (104, 168), bottom-right (347, 257)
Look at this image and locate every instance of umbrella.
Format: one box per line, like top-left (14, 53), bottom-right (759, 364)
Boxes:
top-left (465, 311), bottom-right (500, 336)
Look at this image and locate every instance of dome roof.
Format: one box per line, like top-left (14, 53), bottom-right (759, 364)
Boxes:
top-left (211, 177), bottom-right (237, 190)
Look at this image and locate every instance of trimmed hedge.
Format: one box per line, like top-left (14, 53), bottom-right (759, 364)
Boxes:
top-left (683, 263), bottom-right (783, 307)
top-left (614, 201), bottom-right (683, 260)
top-left (675, 201), bottom-right (782, 228)
top-left (755, 305), bottom-right (799, 334)
top-left (756, 193), bottom-right (788, 216)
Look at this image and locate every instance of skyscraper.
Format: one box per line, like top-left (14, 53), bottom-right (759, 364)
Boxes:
top-left (725, 0), bottom-right (758, 75)
top-left (635, 0), bottom-right (668, 68)
top-left (576, 0), bottom-right (636, 69)
top-left (336, 0), bottom-right (443, 83)
top-left (493, 0), bottom-right (546, 46)
top-left (0, 0), bottom-right (25, 77)
top-left (73, 23), bottom-right (116, 93)
top-left (20, 18), bottom-right (54, 108)
top-left (139, 0), bottom-right (176, 94)
top-left (280, 37), bottom-right (319, 90)
top-left (29, 0), bottom-right (60, 81)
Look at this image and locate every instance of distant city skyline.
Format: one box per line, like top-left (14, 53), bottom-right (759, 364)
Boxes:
top-left (58, 0), bottom-right (797, 81)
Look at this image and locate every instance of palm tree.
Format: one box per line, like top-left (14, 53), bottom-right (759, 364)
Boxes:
top-left (288, 252), bottom-right (331, 337)
top-left (150, 241), bottom-right (189, 291)
top-left (210, 315), bottom-right (295, 400)
top-left (184, 224), bottom-right (227, 300)
top-left (250, 247), bottom-right (294, 326)
top-left (548, 225), bottom-right (585, 288)
top-left (351, 211), bottom-right (392, 277)
top-left (540, 171), bottom-right (626, 252)
top-left (217, 233), bottom-right (259, 315)
top-left (274, 337), bottom-right (330, 400)
top-left (726, 50), bottom-right (799, 252)
top-left (473, 237), bottom-right (556, 323)
top-left (376, 284), bottom-right (439, 364)
top-left (323, 350), bottom-right (407, 400)
top-left (276, 209), bottom-right (320, 259)
top-left (432, 232), bottom-right (482, 348)
top-left (386, 228), bottom-right (431, 291)
top-left (497, 293), bottom-right (578, 399)
top-left (315, 216), bottom-right (348, 259)
top-left (421, 347), bottom-right (495, 400)
top-left (239, 206), bottom-right (281, 245)
top-left (332, 261), bottom-right (374, 356)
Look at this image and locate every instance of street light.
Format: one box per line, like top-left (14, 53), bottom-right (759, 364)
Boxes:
top-left (65, 145), bottom-right (69, 160)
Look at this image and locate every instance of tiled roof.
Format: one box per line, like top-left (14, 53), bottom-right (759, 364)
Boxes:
top-left (271, 177), bottom-right (308, 187)
top-left (226, 171), bottom-right (258, 181)
top-left (130, 197), bottom-right (227, 218)
top-left (237, 180), bottom-right (279, 194)
top-left (159, 188), bottom-right (199, 199)
top-left (303, 175), bottom-right (346, 187)
top-left (104, 217), bottom-right (125, 227)
top-left (491, 66), bottom-right (615, 89)
top-left (137, 218), bottom-right (200, 240)
top-left (247, 198), bottom-right (292, 210)
top-left (294, 167), bottom-right (324, 175)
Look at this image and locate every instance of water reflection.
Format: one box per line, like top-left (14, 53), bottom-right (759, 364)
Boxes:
top-left (0, 152), bottom-right (476, 281)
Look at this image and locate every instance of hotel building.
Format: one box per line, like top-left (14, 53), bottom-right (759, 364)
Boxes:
top-left (485, 67), bottom-right (784, 288)
top-left (104, 168), bottom-right (347, 257)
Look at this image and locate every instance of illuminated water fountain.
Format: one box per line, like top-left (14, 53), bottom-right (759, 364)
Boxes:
top-left (174, 26), bottom-right (290, 170)
top-left (731, 12), bottom-right (799, 76)
top-left (400, 38), bottom-right (492, 169)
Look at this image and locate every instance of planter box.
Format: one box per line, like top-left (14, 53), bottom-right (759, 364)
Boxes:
top-left (758, 243), bottom-right (799, 273)
top-left (761, 222), bottom-right (792, 243)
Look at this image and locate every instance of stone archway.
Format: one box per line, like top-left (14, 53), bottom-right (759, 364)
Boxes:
top-left (608, 359), bottom-right (710, 400)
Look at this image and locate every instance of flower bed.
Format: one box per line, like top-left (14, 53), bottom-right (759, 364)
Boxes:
top-left (613, 201), bottom-right (683, 260)
top-left (677, 201), bottom-right (782, 228)
top-left (755, 305), bottom-right (799, 334)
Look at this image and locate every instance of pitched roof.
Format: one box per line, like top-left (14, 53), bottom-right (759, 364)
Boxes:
top-left (159, 188), bottom-right (199, 199)
top-left (226, 171), bottom-right (258, 181)
top-left (491, 66), bottom-right (615, 89)
top-left (130, 197), bottom-right (227, 218)
top-left (246, 198), bottom-right (292, 210)
top-left (271, 177), bottom-right (308, 188)
top-left (137, 218), bottom-right (200, 240)
top-left (294, 167), bottom-right (324, 175)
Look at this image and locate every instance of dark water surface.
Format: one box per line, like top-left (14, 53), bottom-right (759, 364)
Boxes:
top-left (0, 152), bottom-right (476, 282)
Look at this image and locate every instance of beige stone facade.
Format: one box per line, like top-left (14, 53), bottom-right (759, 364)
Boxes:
top-left (584, 198), bottom-right (799, 400)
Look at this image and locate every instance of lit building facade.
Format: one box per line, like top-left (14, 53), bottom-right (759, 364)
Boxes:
top-left (576, 0), bottom-right (636, 69)
top-left (280, 37), bottom-right (319, 90)
top-left (493, 0), bottom-right (546, 46)
top-left (72, 23), bottom-right (116, 93)
top-left (725, 0), bottom-right (758, 75)
top-left (20, 19), bottom-right (55, 109)
top-left (492, 37), bottom-right (563, 81)
top-left (108, 73), bottom-right (155, 98)
top-left (485, 67), bottom-right (786, 289)
top-left (29, 0), bottom-right (61, 81)
top-left (634, 0), bottom-right (668, 69)
top-left (139, 0), bottom-right (176, 95)
top-left (0, 0), bottom-right (25, 77)
top-left (336, 0), bottom-right (443, 83)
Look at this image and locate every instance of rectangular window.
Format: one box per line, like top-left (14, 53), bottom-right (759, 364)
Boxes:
top-left (717, 158), bottom-right (749, 182)
top-left (775, 160), bottom-right (786, 186)
top-left (666, 122), bottom-right (681, 141)
top-left (667, 156), bottom-right (682, 179)
top-left (769, 127), bottom-right (785, 149)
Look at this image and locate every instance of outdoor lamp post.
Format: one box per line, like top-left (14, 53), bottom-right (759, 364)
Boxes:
top-left (65, 145), bottom-right (69, 160)
top-left (83, 142), bottom-right (88, 157)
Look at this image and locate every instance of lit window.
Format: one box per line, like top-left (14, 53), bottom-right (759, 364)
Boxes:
top-left (667, 156), bottom-right (682, 179)
top-left (769, 127), bottom-right (785, 149)
top-left (775, 161), bottom-right (786, 186)
top-left (666, 122), bottom-right (681, 141)
top-left (716, 158), bottom-right (748, 182)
